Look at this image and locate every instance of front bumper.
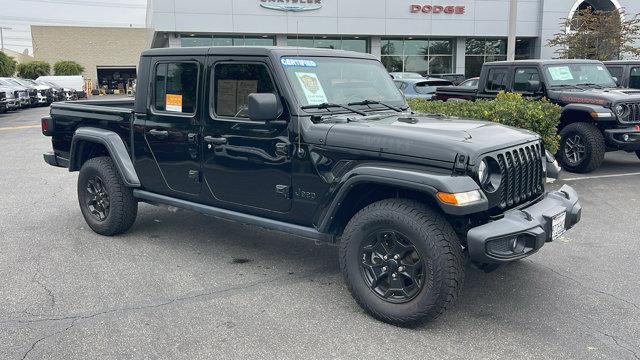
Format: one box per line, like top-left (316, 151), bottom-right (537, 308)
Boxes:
top-left (605, 127), bottom-right (640, 151)
top-left (467, 185), bottom-right (581, 264)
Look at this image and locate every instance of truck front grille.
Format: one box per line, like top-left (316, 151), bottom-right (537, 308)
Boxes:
top-left (495, 142), bottom-right (545, 209)
top-left (622, 102), bottom-right (640, 123)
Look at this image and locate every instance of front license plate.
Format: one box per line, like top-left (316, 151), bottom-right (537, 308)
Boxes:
top-left (551, 212), bottom-right (567, 241)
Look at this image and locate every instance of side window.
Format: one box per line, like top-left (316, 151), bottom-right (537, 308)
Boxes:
top-left (153, 62), bottom-right (198, 114)
top-left (606, 66), bottom-right (624, 82)
top-left (629, 67), bottom-right (640, 89)
top-left (513, 67), bottom-right (540, 92)
top-left (212, 63), bottom-right (276, 119)
top-left (485, 68), bottom-right (509, 92)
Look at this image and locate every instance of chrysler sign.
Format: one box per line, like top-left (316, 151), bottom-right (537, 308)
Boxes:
top-left (410, 4), bottom-right (466, 14)
top-left (260, 0), bottom-right (322, 12)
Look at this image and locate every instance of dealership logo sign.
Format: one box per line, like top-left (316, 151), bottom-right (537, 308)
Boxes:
top-left (410, 4), bottom-right (466, 14)
top-left (260, 0), bottom-right (322, 12)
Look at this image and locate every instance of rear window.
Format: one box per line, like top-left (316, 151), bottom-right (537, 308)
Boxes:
top-left (153, 62), bottom-right (199, 114)
top-left (414, 81), bottom-right (452, 94)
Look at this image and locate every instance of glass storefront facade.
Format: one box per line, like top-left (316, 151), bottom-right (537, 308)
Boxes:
top-left (465, 38), bottom-right (535, 77)
top-left (177, 34), bottom-right (535, 78)
top-left (180, 35), bottom-right (275, 47)
top-left (380, 38), bottom-right (454, 76)
top-left (287, 36), bottom-right (369, 53)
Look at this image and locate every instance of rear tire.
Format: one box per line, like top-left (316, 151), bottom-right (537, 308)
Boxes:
top-left (339, 198), bottom-right (464, 327)
top-left (78, 156), bottom-right (137, 236)
top-left (558, 122), bottom-right (605, 173)
top-left (636, 151), bottom-right (640, 161)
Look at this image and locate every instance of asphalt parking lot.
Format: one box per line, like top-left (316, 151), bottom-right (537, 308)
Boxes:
top-left (0, 104), bottom-right (639, 360)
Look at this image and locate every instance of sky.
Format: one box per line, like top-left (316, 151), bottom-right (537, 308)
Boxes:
top-left (0, 0), bottom-right (147, 55)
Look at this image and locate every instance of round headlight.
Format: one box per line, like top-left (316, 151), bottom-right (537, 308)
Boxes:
top-left (478, 159), bottom-right (489, 185)
top-left (615, 104), bottom-right (628, 117)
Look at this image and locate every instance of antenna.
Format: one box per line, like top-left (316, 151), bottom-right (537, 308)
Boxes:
top-left (296, 20), bottom-right (300, 57)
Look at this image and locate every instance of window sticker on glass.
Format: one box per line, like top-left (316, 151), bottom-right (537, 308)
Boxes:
top-left (281, 58), bottom-right (317, 68)
top-left (166, 94), bottom-right (183, 112)
top-left (548, 66), bottom-right (574, 81)
top-left (295, 72), bottom-right (327, 105)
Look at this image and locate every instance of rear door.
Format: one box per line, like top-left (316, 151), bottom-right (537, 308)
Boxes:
top-left (144, 57), bottom-right (203, 195)
top-left (478, 66), bottom-right (510, 99)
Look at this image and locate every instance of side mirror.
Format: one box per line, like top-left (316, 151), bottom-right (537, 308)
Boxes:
top-left (526, 80), bottom-right (542, 94)
top-left (247, 93), bottom-right (281, 121)
top-left (612, 77), bottom-right (620, 87)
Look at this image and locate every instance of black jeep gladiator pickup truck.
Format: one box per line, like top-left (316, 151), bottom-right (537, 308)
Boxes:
top-left (42, 47), bottom-right (581, 326)
top-left (435, 60), bottom-right (640, 172)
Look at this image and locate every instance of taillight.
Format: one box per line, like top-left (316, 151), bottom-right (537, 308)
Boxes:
top-left (41, 116), bottom-right (53, 136)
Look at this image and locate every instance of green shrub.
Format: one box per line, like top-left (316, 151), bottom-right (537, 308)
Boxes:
top-left (53, 60), bottom-right (84, 76)
top-left (0, 51), bottom-right (17, 77)
top-left (407, 92), bottom-right (561, 153)
top-left (16, 61), bottom-right (51, 79)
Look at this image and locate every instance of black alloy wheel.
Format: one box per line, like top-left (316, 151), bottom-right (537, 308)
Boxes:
top-left (563, 134), bottom-right (586, 165)
top-left (85, 176), bottom-right (110, 221)
top-left (360, 229), bottom-right (425, 304)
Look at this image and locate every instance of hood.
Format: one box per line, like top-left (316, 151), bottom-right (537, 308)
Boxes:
top-left (550, 87), bottom-right (640, 107)
top-left (32, 84), bottom-right (50, 91)
top-left (323, 114), bottom-right (540, 164)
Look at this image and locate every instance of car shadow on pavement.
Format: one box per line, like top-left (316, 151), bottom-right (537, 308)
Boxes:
top-left (127, 203), bottom-right (562, 326)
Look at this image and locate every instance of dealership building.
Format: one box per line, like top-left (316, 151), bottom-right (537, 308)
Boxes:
top-left (146, 0), bottom-right (640, 77)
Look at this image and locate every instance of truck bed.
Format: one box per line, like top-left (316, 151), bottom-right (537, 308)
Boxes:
top-left (434, 86), bottom-right (477, 101)
top-left (49, 98), bottom-right (136, 161)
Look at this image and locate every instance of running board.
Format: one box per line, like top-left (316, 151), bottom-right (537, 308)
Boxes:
top-left (133, 190), bottom-right (333, 242)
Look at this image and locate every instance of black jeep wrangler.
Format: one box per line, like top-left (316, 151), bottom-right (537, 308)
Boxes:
top-left (436, 60), bottom-right (640, 172)
top-left (42, 47), bottom-right (582, 326)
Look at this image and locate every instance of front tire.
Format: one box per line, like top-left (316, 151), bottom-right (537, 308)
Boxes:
top-left (558, 122), bottom-right (605, 173)
top-left (78, 157), bottom-right (137, 236)
top-left (339, 199), bottom-right (464, 327)
top-left (636, 151), bottom-right (640, 161)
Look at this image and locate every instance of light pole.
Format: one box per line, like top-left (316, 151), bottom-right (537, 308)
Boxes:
top-left (0, 26), bottom-right (13, 51)
top-left (507, 0), bottom-right (517, 61)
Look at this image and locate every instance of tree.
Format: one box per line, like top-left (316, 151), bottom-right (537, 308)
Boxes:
top-left (16, 61), bottom-right (51, 79)
top-left (53, 60), bottom-right (84, 76)
top-left (547, 7), bottom-right (640, 60)
top-left (0, 51), bottom-right (17, 77)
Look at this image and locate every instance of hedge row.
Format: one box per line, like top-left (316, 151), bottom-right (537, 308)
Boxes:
top-left (407, 92), bottom-right (561, 153)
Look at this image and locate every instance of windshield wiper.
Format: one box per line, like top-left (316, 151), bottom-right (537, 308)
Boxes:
top-left (347, 99), bottom-right (404, 113)
top-left (301, 102), bottom-right (367, 116)
top-left (550, 84), bottom-right (584, 90)
top-left (575, 83), bottom-right (605, 89)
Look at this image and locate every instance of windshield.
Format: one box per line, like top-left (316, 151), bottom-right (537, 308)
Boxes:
top-left (0, 79), bottom-right (13, 86)
top-left (414, 81), bottom-right (452, 94)
top-left (544, 64), bottom-right (616, 88)
top-left (281, 57), bottom-right (405, 109)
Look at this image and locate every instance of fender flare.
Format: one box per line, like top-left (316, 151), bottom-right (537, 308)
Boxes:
top-left (69, 127), bottom-right (141, 187)
top-left (561, 103), bottom-right (614, 121)
top-left (316, 165), bottom-right (487, 233)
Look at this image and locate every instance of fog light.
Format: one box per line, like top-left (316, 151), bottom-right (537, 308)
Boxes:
top-left (622, 134), bottom-right (630, 141)
top-left (510, 235), bottom-right (526, 254)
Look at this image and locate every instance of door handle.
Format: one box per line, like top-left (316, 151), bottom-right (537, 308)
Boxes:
top-left (148, 129), bottom-right (169, 139)
top-left (204, 136), bottom-right (227, 145)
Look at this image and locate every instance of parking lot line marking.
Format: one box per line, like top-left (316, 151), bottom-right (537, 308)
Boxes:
top-left (0, 125), bottom-right (40, 131)
top-left (563, 172), bottom-right (640, 181)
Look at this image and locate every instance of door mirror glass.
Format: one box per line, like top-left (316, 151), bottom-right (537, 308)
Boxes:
top-left (612, 76), bottom-right (620, 86)
top-left (526, 80), bottom-right (542, 94)
top-left (248, 93), bottom-right (281, 121)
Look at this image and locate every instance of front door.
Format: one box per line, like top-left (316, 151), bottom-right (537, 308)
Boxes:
top-left (144, 58), bottom-right (202, 195)
top-left (201, 58), bottom-right (292, 213)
